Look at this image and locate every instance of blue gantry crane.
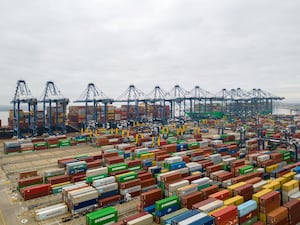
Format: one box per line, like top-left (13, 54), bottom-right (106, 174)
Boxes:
top-left (11, 80), bottom-right (37, 138)
top-left (39, 81), bottom-right (69, 135)
top-left (75, 83), bottom-right (113, 128)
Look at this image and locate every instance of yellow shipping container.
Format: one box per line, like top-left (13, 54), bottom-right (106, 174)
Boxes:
top-left (253, 189), bottom-right (272, 204)
top-left (140, 153), bottom-right (155, 160)
top-left (259, 213), bottom-right (267, 225)
top-left (161, 169), bottom-right (169, 173)
top-left (274, 177), bottom-right (287, 186)
top-left (282, 180), bottom-right (299, 192)
top-left (227, 182), bottom-right (247, 196)
top-left (262, 181), bottom-right (280, 191)
top-left (282, 172), bottom-right (297, 182)
top-left (224, 195), bottom-right (244, 206)
top-left (266, 164), bottom-right (279, 173)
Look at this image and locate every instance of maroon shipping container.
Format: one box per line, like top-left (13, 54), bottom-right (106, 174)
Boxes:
top-left (267, 207), bottom-right (289, 225)
top-left (19, 170), bottom-right (38, 179)
top-left (138, 173), bottom-right (152, 181)
top-left (70, 174), bottom-right (86, 183)
top-left (46, 175), bottom-right (69, 185)
top-left (105, 156), bottom-right (124, 165)
top-left (161, 172), bottom-right (182, 183)
top-left (192, 197), bottom-right (216, 209)
top-left (156, 154), bottom-right (171, 162)
top-left (58, 158), bottom-right (75, 168)
top-left (87, 160), bottom-right (102, 169)
top-left (160, 144), bottom-right (177, 153)
top-left (140, 188), bottom-right (162, 208)
top-left (120, 178), bottom-right (141, 189)
top-left (259, 159), bottom-right (276, 168)
top-left (78, 156), bottom-right (94, 163)
top-left (230, 159), bottom-right (245, 169)
top-left (92, 154), bottom-right (102, 160)
top-left (211, 205), bottom-right (238, 225)
top-left (260, 191), bottom-right (281, 214)
top-left (124, 212), bottom-right (148, 224)
top-left (103, 152), bottom-right (119, 160)
top-left (239, 209), bottom-right (258, 224)
top-left (252, 222), bottom-right (265, 225)
top-left (69, 172), bottom-right (86, 179)
top-left (127, 159), bottom-right (142, 168)
top-left (99, 194), bottom-right (121, 207)
top-left (140, 178), bottom-right (156, 188)
top-left (181, 191), bottom-right (203, 209)
top-left (22, 184), bottom-right (51, 200)
top-left (111, 222), bottom-right (124, 225)
top-left (183, 173), bottom-right (202, 183)
top-left (206, 164), bottom-right (222, 177)
top-left (233, 184), bottom-right (254, 201)
top-left (182, 155), bottom-right (190, 163)
top-left (283, 199), bottom-right (300, 225)
top-left (201, 185), bottom-right (219, 199)
top-left (216, 171), bottom-right (233, 182)
top-left (18, 176), bottom-right (43, 187)
top-left (129, 190), bottom-right (141, 198)
top-left (245, 177), bottom-right (262, 185)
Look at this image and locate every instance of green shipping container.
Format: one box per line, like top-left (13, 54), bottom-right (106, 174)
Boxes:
top-left (59, 139), bottom-right (71, 147)
top-left (86, 173), bottom-right (108, 183)
top-left (198, 183), bottom-right (211, 191)
top-left (155, 195), bottom-right (179, 211)
top-left (116, 171), bottom-right (138, 183)
top-left (51, 183), bottom-right (73, 194)
top-left (108, 163), bottom-right (128, 173)
top-left (239, 165), bottom-right (254, 175)
top-left (128, 165), bottom-right (142, 171)
top-left (34, 142), bottom-right (47, 147)
top-left (86, 206), bottom-right (118, 225)
top-left (188, 142), bottom-right (199, 149)
top-left (48, 143), bottom-right (59, 148)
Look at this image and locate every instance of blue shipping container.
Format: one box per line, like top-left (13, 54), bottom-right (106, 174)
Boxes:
top-left (144, 204), bottom-right (155, 214)
top-left (238, 200), bottom-right (258, 217)
top-left (99, 190), bottom-right (119, 200)
top-left (293, 166), bottom-right (300, 174)
top-left (189, 215), bottom-right (215, 225)
top-left (169, 210), bottom-right (199, 225)
top-left (176, 143), bottom-right (188, 151)
top-left (170, 161), bottom-right (186, 171)
top-left (155, 204), bottom-right (180, 217)
top-left (71, 198), bottom-right (98, 210)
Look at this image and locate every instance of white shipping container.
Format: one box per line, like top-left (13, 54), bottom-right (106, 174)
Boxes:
top-left (168, 180), bottom-right (189, 192)
top-left (70, 189), bottom-right (99, 204)
top-left (192, 177), bottom-right (211, 187)
top-left (34, 203), bottom-right (67, 221)
top-left (253, 180), bottom-right (268, 192)
top-left (176, 184), bottom-right (198, 197)
top-left (198, 199), bottom-right (224, 213)
top-left (178, 212), bottom-right (207, 225)
top-left (127, 213), bottom-right (153, 225)
top-left (164, 156), bottom-right (183, 164)
top-left (86, 167), bottom-right (108, 178)
top-left (257, 155), bottom-right (270, 162)
top-left (92, 176), bottom-right (115, 187)
top-left (172, 152), bottom-right (187, 157)
top-left (223, 157), bottom-right (236, 165)
top-left (199, 140), bottom-right (209, 149)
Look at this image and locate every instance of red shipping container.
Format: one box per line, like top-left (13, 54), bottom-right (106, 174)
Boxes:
top-left (47, 174), bottom-right (70, 185)
top-left (87, 160), bottom-right (102, 169)
top-left (103, 152), bottom-right (119, 160)
top-left (138, 173), bottom-right (152, 181)
top-left (206, 164), bottom-right (222, 176)
top-left (70, 174), bottom-right (86, 183)
top-left (211, 205), bottom-right (238, 225)
top-left (217, 171), bottom-right (233, 182)
top-left (120, 178), bottom-right (141, 189)
top-left (105, 155), bottom-right (124, 165)
top-left (209, 189), bottom-right (231, 201)
top-left (201, 185), bottom-right (219, 199)
top-left (156, 154), bottom-right (171, 162)
top-left (181, 191), bottom-right (203, 209)
top-left (140, 188), bottom-right (162, 208)
top-left (22, 184), bottom-right (51, 200)
top-left (260, 191), bottom-right (281, 214)
top-left (245, 177), bottom-right (262, 185)
top-left (267, 207), bottom-right (289, 225)
top-left (127, 159), bottom-right (142, 167)
top-left (99, 194), bottom-right (121, 207)
top-left (92, 154), bottom-right (102, 160)
top-left (140, 178), bottom-right (156, 188)
top-left (182, 155), bottom-right (190, 163)
top-left (161, 172), bottom-right (182, 183)
top-left (18, 176), bottom-right (43, 187)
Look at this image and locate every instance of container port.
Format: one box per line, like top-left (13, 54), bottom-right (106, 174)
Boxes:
top-left (1, 109), bottom-right (300, 225)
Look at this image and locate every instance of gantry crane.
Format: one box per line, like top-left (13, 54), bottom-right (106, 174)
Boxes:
top-left (116, 85), bottom-right (145, 122)
top-left (39, 81), bottom-right (69, 135)
top-left (145, 86), bottom-right (169, 123)
top-left (75, 83), bottom-right (113, 128)
top-left (167, 85), bottom-right (188, 119)
top-left (11, 80), bottom-right (37, 138)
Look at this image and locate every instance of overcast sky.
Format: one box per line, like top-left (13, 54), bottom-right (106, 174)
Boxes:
top-left (0, 0), bottom-right (300, 105)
